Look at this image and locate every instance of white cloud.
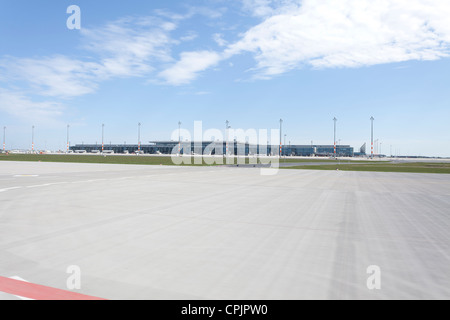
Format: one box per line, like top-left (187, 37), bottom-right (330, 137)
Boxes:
top-left (242, 0), bottom-right (274, 17)
top-left (213, 33), bottom-right (228, 47)
top-left (154, 5), bottom-right (225, 23)
top-left (0, 88), bottom-right (64, 122)
top-left (0, 56), bottom-right (102, 98)
top-left (230, 0), bottom-right (450, 77)
top-left (195, 91), bottom-right (212, 95)
top-left (241, 0), bottom-right (299, 17)
top-left (3, 0), bottom-right (450, 107)
top-left (158, 51), bottom-right (222, 85)
top-left (0, 15), bottom-right (181, 121)
top-left (187, 6), bottom-right (226, 20)
top-left (0, 16), bottom-right (177, 101)
top-left (80, 16), bottom-right (176, 78)
top-left (180, 31), bottom-right (198, 42)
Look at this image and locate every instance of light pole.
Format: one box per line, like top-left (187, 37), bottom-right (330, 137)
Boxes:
top-left (333, 117), bottom-right (337, 158)
top-left (67, 125), bottom-right (70, 153)
top-left (225, 120), bottom-right (230, 156)
top-left (2, 126), bottom-right (5, 152)
top-left (178, 121), bottom-right (182, 155)
top-left (101, 124), bottom-right (105, 153)
top-left (138, 123), bottom-right (141, 154)
top-left (370, 117), bottom-right (375, 158)
top-left (32, 125), bottom-right (35, 153)
top-left (279, 119), bottom-right (283, 158)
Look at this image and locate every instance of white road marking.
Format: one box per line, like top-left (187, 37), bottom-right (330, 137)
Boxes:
top-left (13, 175), bottom-right (39, 177)
top-left (0, 187), bottom-right (22, 193)
top-left (26, 184), bottom-right (52, 189)
top-left (47, 182), bottom-right (69, 186)
top-left (1, 173), bottom-right (204, 193)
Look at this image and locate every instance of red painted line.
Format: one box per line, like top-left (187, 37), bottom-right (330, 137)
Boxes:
top-left (0, 276), bottom-right (106, 300)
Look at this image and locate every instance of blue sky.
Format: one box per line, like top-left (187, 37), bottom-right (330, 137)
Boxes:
top-left (1, 0), bottom-right (450, 156)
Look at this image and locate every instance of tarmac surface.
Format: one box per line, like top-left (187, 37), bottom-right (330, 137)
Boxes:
top-left (0, 161), bottom-right (449, 300)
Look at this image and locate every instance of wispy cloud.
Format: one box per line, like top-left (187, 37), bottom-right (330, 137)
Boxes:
top-left (0, 16), bottom-right (177, 101)
top-left (0, 56), bottom-right (102, 98)
top-left (2, 0), bottom-right (450, 122)
top-left (157, 0), bottom-right (450, 85)
top-left (213, 33), bottom-right (228, 47)
top-left (241, 0), bottom-right (299, 17)
top-left (0, 5), bottom-right (232, 120)
top-left (155, 5), bottom-right (226, 21)
top-left (0, 15), bottom-right (182, 120)
top-left (0, 88), bottom-right (64, 123)
top-left (195, 91), bottom-right (212, 95)
top-left (80, 16), bottom-right (176, 78)
top-left (229, 0), bottom-right (450, 77)
top-left (158, 51), bottom-right (222, 85)
top-left (180, 31), bottom-right (198, 42)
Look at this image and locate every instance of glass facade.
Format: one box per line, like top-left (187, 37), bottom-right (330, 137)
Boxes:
top-left (71, 142), bottom-right (354, 157)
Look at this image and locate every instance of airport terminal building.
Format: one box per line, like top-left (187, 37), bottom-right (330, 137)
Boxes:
top-left (71, 141), bottom-right (355, 157)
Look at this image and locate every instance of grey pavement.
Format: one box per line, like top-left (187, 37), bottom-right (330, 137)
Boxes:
top-left (0, 161), bottom-right (449, 300)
